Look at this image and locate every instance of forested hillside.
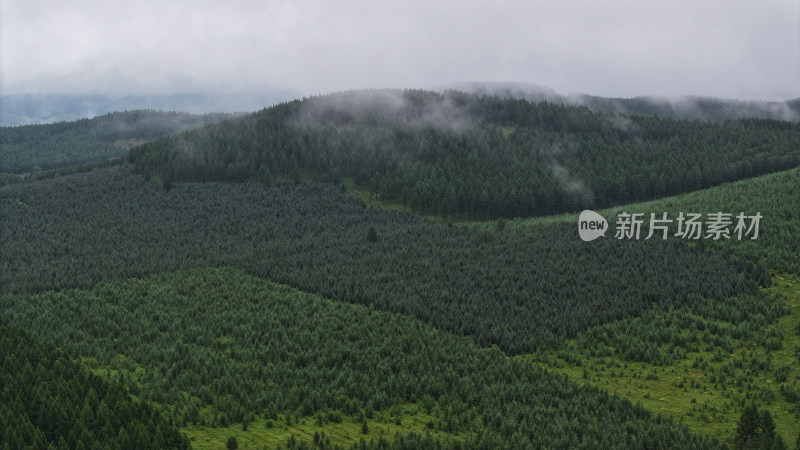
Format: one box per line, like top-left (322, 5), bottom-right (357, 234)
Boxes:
top-left (128, 89), bottom-right (800, 219)
top-left (2, 88), bottom-right (799, 448)
top-left (606, 168), bottom-right (800, 274)
top-left (508, 167), bottom-right (800, 274)
top-left (449, 82), bottom-right (800, 122)
top-left (0, 319), bottom-right (189, 449)
top-left (0, 166), bottom-right (765, 354)
top-left (535, 274), bottom-right (800, 445)
top-left (498, 167), bottom-right (800, 444)
top-left (0, 110), bottom-right (233, 174)
top-left (568, 94), bottom-right (800, 122)
top-left (0, 267), bottom-right (725, 449)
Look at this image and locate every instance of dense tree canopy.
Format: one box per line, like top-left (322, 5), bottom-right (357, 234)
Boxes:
top-left (2, 91), bottom-right (797, 448)
top-left (0, 319), bottom-right (189, 449)
top-left (555, 166), bottom-right (800, 274)
top-left (0, 268), bottom-right (724, 449)
top-left (0, 166), bottom-right (764, 353)
top-left (128, 89), bottom-right (800, 219)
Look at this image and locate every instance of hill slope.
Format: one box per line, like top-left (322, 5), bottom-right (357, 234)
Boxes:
top-left (0, 319), bottom-right (189, 449)
top-left (449, 82), bottom-right (800, 121)
top-left (0, 110), bottom-right (234, 174)
top-left (0, 267), bottom-right (725, 449)
top-left (0, 91), bottom-right (296, 126)
top-left (129, 89), bottom-right (800, 219)
top-left (508, 166), bottom-right (800, 274)
top-left (0, 165), bottom-right (764, 354)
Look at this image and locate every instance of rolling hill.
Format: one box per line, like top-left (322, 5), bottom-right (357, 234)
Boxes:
top-left (0, 110), bottom-right (236, 175)
top-left (128, 89), bottom-right (800, 219)
top-left (1, 87), bottom-right (799, 448)
top-left (450, 82), bottom-right (800, 122)
top-left (0, 165), bottom-right (765, 354)
top-left (0, 91), bottom-right (296, 126)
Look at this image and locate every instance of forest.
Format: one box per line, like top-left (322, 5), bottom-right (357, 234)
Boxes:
top-left (0, 319), bottom-right (189, 449)
top-left (0, 267), bottom-right (726, 449)
top-left (602, 168), bottom-right (800, 275)
top-left (0, 166), bottom-right (766, 354)
top-left (1, 88), bottom-right (799, 448)
top-left (450, 82), bottom-right (800, 122)
top-left (504, 166), bottom-right (800, 274)
top-left (128, 89), bottom-right (800, 219)
top-left (0, 110), bottom-right (233, 174)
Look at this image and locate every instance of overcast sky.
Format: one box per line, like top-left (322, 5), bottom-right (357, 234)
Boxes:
top-left (1, 0), bottom-right (798, 101)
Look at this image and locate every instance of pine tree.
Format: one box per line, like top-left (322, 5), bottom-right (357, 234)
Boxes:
top-left (367, 227), bottom-right (377, 243)
top-left (758, 409), bottom-right (777, 442)
top-left (735, 405), bottom-right (785, 450)
top-left (735, 403), bottom-right (759, 449)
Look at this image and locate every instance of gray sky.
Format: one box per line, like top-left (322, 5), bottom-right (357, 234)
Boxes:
top-left (2, 0), bottom-right (798, 101)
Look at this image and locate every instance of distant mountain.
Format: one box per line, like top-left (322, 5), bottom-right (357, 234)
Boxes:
top-left (0, 110), bottom-right (234, 174)
top-left (446, 82), bottom-right (800, 122)
top-left (0, 90), bottom-right (296, 126)
top-left (4, 85), bottom-right (797, 126)
top-left (0, 93), bottom-right (114, 126)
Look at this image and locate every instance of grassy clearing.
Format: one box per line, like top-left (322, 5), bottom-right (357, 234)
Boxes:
top-left (339, 177), bottom-right (406, 214)
top-left (182, 404), bottom-right (466, 450)
top-left (338, 177), bottom-right (478, 225)
top-left (530, 274), bottom-right (800, 446)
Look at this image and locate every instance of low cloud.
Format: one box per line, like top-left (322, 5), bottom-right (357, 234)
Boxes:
top-left (291, 89), bottom-right (476, 133)
top-left (2, 1), bottom-right (797, 101)
top-left (607, 114), bottom-right (641, 134)
top-left (542, 143), bottom-right (595, 209)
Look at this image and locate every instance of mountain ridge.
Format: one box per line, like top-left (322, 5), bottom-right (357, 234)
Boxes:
top-left (0, 90), bottom-right (296, 126)
top-left (4, 83), bottom-right (798, 127)
top-left (447, 81), bottom-right (800, 121)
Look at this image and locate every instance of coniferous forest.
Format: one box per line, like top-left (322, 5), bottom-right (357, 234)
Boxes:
top-left (1, 88), bottom-right (799, 449)
top-left (0, 166), bottom-right (765, 353)
top-left (0, 110), bottom-right (233, 174)
top-left (129, 90), bottom-right (800, 218)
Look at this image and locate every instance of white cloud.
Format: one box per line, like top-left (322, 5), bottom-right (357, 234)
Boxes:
top-left (1, 0), bottom-right (798, 100)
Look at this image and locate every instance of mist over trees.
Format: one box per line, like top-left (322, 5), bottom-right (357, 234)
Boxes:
top-left (448, 82), bottom-right (800, 122)
top-left (129, 89), bottom-right (800, 219)
top-left (2, 86), bottom-right (799, 448)
top-left (0, 91), bottom-right (295, 126)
